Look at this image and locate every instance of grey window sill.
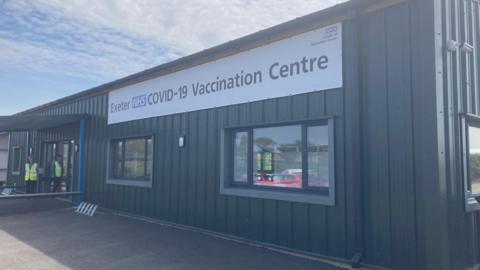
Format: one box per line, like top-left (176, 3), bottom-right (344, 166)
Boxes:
top-left (466, 196), bottom-right (480, 212)
top-left (220, 186), bottom-right (334, 206)
top-left (106, 178), bottom-right (152, 188)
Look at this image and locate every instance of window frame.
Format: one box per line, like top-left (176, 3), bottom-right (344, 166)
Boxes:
top-left (462, 114), bottom-right (480, 212)
top-left (106, 134), bottom-right (154, 188)
top-left (11, 146), bottom-right (21, 175)
top-left (220, 117), bottom-right (335, 206)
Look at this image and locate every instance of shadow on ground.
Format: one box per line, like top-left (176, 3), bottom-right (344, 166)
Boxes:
top-left (0, 199), bottom-right (344, 270)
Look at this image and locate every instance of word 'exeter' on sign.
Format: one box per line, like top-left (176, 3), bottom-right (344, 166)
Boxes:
top-left (108, 22), bottom-right (343, 124)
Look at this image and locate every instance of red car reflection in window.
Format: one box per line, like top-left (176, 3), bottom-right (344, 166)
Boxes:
top-left (254, 171), bottom-right (329, 189)
top-left (255, 173), bottom-right (302, 188)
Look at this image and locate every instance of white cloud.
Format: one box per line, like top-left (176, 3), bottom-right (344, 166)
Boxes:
top-left (0, 0), bottom-right (347, 84)
top-left (34, 0), bottom-right (347, 53)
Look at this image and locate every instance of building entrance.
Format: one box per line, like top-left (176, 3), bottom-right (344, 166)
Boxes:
top-left (40, 140), bottom-right (77, 195)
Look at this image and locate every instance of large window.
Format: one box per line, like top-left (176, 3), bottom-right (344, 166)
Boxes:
top-left (222, 119), bottom-right (335, 205)
top-left (463, 115), bottom-right (480, 212)
top-left (11, 146), bottom-right (21, 175)
top-left (468, 125), bottom-right (480, 195)
top-left (109, 136), bottom-right (153, 183)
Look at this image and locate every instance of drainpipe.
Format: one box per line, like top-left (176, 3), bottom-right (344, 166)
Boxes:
top-left (345, 8), bottom-right (365, 268)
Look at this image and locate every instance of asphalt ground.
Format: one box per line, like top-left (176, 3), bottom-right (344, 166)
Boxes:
top-left (0, 198), bottom-right (347, 270)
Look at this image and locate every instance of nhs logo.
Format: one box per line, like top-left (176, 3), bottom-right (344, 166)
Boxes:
top-left (132, 94), bottom-right (147, 109)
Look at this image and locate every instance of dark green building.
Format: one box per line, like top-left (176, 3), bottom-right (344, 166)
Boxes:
top-left (1, 0), bottom-right (479, 269)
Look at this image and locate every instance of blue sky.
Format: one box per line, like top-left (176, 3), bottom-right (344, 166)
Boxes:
top-left (0, 0), bottom-right (345, 115)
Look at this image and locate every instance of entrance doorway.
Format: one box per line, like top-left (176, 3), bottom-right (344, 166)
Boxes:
top-left (40, 140), bottom-right (77, 194)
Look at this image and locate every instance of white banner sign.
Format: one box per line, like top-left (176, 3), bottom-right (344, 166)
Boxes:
top-left (108, 23), bottom-right (343, 124)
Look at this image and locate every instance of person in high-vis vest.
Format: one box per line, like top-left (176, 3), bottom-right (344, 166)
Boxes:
top-left (25, 156), bottom-right (38, 194)
top-left (50, 155), bottom-right (63, 193)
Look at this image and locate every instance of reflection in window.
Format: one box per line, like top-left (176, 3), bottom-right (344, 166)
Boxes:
top-left (227, 121), bottom-right (333, 193)
top-left (233, 132), bottom-right (248, 183)
top-left (62, 143), bottom-right (69, 177)
top-left (125, 139), bottom-right (146, 178)
top-left (224, 120), bottom-right (334, 205)
top-left (469, 126), bottom-right (480, 194)
top-left (307, 126), bottom-right (330, 188)
top-left (111, 137), bottom-right (153, 180)
top-left (114, 141), bottom-right (124, 178)
top-left (146, 138), bottom-right (153, 177)
top-left (253, 125), bottom-right (302, 189)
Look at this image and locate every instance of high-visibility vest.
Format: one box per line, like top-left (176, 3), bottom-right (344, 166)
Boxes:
top-left (24, 163), bottom-right (30, 181)
top-left (25, 163), bottom-right (38, 181)
top-left (54, 161), bottom-right (62, 177)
